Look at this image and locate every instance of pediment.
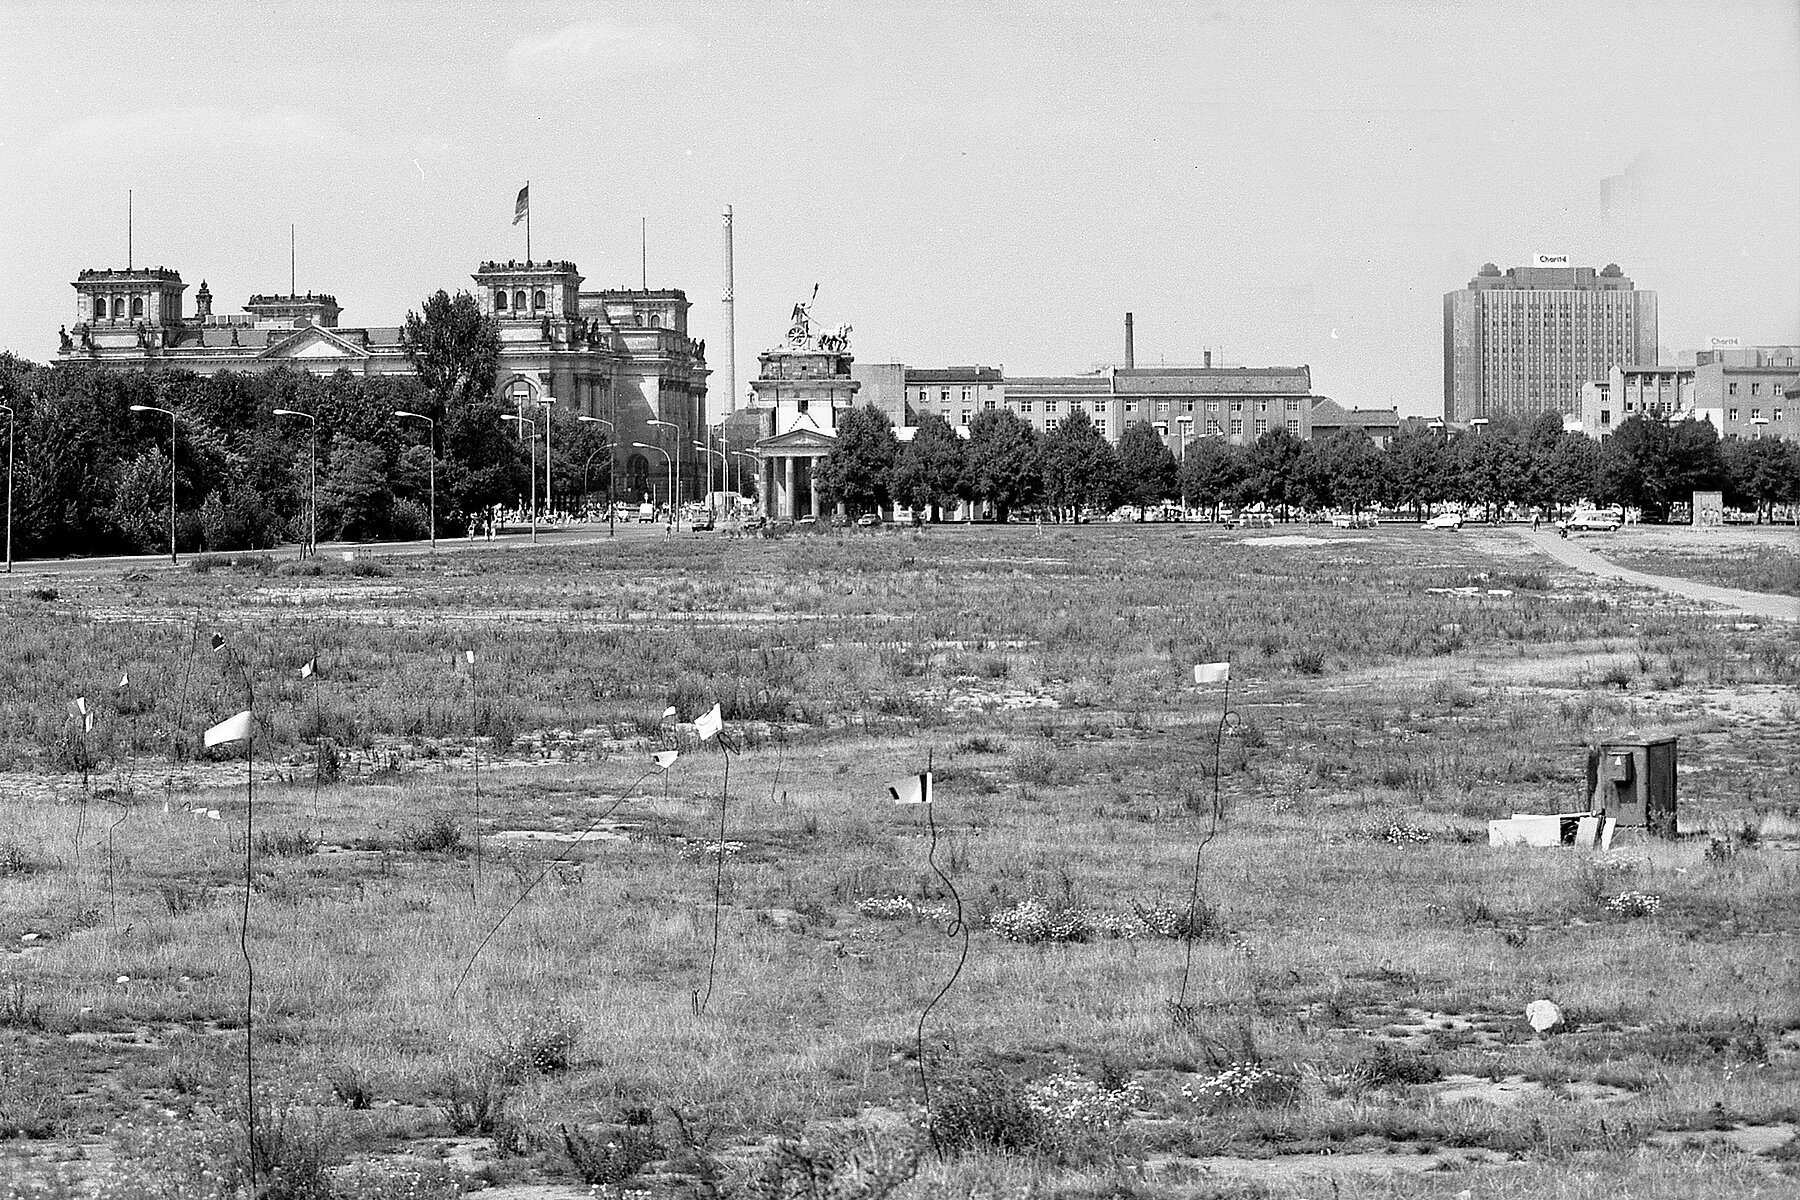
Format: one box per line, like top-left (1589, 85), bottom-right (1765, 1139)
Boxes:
top-left (757, 427), bottom-right (838, 450)
top-left (259, 326), bottom-right (369, 361)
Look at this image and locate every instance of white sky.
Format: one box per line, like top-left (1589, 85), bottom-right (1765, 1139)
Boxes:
top-left (2, 0), bottom-right (1796, 417)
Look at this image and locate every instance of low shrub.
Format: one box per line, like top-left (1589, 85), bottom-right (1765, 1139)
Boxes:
top-left (494, 1008), bottom-right (581, 1079)
top-left (932, 1061), bottom-right (1039, 1153)
top-left (1181, 1063), bottom-right (1298, 1112)
top-left (734, 1133), bottom-right (920, 1199)
top-left (0, 839), bottom-right (39, 876)
top-left (255, 829), bottom-right (322, 859)
top-left (438, 1066), bottom-right (513, 1136)
top-left (551, 1123), bottom-right (661, 1187)
top-left (400, 811), bottom-right (467, 855)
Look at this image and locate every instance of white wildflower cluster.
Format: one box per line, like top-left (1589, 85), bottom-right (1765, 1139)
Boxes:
top-left (1364, 817), bottom-right (1432, 845)
top-left (1180, 1063), bottom-right (1292, 1110)
top-left (855, 896), bottom-right (951, 922)
top-left (1024, 1069), bottom-right (1144, 1130)
top-left (680, 840), bottom-right (746, 862)
top-left (990, 898), bottom-right (1217, 944)
top-left (1606, 890), bottom-right (1662, 917)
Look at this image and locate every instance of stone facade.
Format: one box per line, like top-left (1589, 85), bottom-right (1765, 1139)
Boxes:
top-left (54, 259), bottom-right (709, 505)
top-left (746, 298), bottom-right (860, 519)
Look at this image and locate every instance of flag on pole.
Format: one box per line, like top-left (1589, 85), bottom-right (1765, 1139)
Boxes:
top-left (84, 713), bottom-right (94, 733)
top-left (204, 710), bottom-right (253, 748)
top-left (206, 809), bottom-right (221, 821)
top-left (118, 673), bottom-right (129, 690)
top-left (298, 659), bottom-right (315, 679)
top-left (1194, 662), bottom-right (1231, 685)
top-left (694, 704), bottom-right (722, 742)
top-left (513, 184), bottom-right (529, 225)
top-left (466, 649), bottom-right (476, 664)
top-left (68, 697), bottom-right (88, 718)
top-left (660, 706), bottom-right (677, 720)
top-left (211, 633), bottom-right (226, 652)
top-left (886, 772), bottom-right (933, 805)
top-left (653, 750), bottom-right (679, 770)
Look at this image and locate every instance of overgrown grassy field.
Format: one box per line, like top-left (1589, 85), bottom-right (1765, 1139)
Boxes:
top-left (1585, 526), bottom-right (1800, 598)
top-left (2, 525), bottom-right (1796, 1199)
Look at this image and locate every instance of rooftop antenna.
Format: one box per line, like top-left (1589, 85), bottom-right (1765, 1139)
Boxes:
top-left (290, 225), bottom-right (296, 296)
top-left (127, 190), bottom-right (133, 270)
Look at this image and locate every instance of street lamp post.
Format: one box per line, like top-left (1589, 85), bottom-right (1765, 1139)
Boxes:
top-left (272, 408), bottom-right (316, 558)
top-left (693, 442), bottom-right (726, 522)
top-left (500, 413), bottom-right (537, 543)
top-left (0, 404), bottom-right (13, 573)
top-left (392, 410), bottom-right (436, 551)
top-left (577, 416), bottom-right (614, 536)
top-left (632, 442), bottom-right (672, 530)
top-left (731, 452), bottom-right (759, 514)
top-left (128, 403), bottom-right (177, 564)
top-left (537, 398), bottom-right (553, 526)
top-left (647, 417), bottom-right (678, 529)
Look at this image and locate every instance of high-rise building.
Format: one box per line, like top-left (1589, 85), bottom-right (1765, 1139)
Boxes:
top-left (1443, 260), bottom-right (1657, 424)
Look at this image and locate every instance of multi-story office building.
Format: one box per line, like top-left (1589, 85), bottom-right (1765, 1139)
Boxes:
top-left (1578, 365), bottom-right (1698, 440)
top-left (1577, 347), bottom-right (1798, 442)
top-left (1443, 260), bottom-right (1657, 424)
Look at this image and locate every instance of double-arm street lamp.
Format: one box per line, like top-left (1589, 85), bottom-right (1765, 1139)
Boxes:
top-left (500, 413), bottom-right (537, 543)
top-left (576, 416), bottom-right (614, 536)
top-left (731, 451), bottom-right (759, 512)
top-left (128, 403), bottom-right (178, 564)
top-left (392, 410), bottom-right (436, 551)
top-left (631, 441), bottom-right (673, 530)
top-left (272, 407), bottom-right (316, 558)
top-left (647, 418), bottom-right (679, 526)
top-left (0, 403), bottom-right (13, 573)
top-left (537, 398), bottom-right (554, 524)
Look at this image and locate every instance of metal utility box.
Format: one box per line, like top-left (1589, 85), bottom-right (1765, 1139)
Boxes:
top-left (1586, 736), bottom-right (1677, 837)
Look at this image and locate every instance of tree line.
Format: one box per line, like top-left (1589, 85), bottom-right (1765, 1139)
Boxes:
top-left (816, 405), bottom-right (1799, 523)
top-left (0, 292), bottom-right (618, 559)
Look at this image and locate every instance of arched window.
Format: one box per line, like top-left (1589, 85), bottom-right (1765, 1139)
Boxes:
top-left (92, 297), bottom-right (107, 320)
top-left (514, 290), bottom-right (527, 312)
top-left (112, 298), bottom-right (125, 318)
top-left (648, 313), bottom-right (661, 328)
top-left (495, 290), bottom-right (508, 310)
top-left (532, 290), bottom-right (546, 311)
top-left (130, 297), bottom-right (144, 317)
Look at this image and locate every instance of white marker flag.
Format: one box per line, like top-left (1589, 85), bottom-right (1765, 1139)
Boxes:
top-left (204, 710), bottom-right (253, 748)
top-left (886, 772), bottom-right (933, 805)
top-left (211, 634), bottom-right (226, 652)
top-left (465, 650), bottom-right (476, 664)
top-left (118, 673), bottom-right (130, 690)
top-left (694, 704), bottom-right (723, 742)
top-left (1194, 662), bottom-right (1231, 685)
top-left (661, 706), bottom-right (677, 719)
top-left (68, 697), bottom-right (88, 718)
top-left (84, 714), bottom-right (94, 733)
top-left (206, 809), bottom-right (221, 821)
top-left (298, 659), bottom-right (315, 679)
top-left (653, 750), bottom-right (679, 770)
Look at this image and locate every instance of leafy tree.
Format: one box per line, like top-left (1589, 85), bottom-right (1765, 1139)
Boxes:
top-left (964, 410), bottom-right (1041, 522)
top-left (1178, 437), bottom-right (1244, 521)
top-left (1113, 421), bottom-right (1178, 518)
top-left (1302, 429), bottom-right (1386, 514)
top-left (1456, 429), bottom-right (1534, 520)
top-left (319, 435), bottom-right (393, 540)
top-left (1720, 437), bottom-right (1800, 523)
top-left (1596, 415), bottom-right (1721, 522)
top-left (401, 290), bottom-right (515, 533)
top-left (815, 405), bottom-right (898, 515)
top-left (1387, 425), bottom-right (1452, 519)
top-left (1543, 433), bottom-right (1601, 511)
top-left (1039, 409), bottom-right (1117, 521)
top-left (889, 415), bottom-right (966, 520)
top-left (1237, 428), bottom-right (1304, 517)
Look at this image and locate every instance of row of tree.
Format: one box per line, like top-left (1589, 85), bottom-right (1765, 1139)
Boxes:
top-left (816, 406), bottom-right (1799, 524)
top-left (0, 292), bottom-right (623, 558)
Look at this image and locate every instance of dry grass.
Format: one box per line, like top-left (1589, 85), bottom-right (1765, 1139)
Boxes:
top-left (0, 524), bottom-right (1796, 1197)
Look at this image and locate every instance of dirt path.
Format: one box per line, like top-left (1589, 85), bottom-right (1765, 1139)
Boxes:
top-left (1515, 529), bottom-right (1798, 622)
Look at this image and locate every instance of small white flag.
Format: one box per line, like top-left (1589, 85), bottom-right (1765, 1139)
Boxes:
top-left (661, 706), bottom-right (677, 719)
top-left (204, 710), bottom-right (253, 747)
top-left (68, 697), bottom-right (88, 718)
top-left (84, 713), bottom-right (94, 733)
top-left (1194, 662), bottom-right (1231, 685)
top-left (206, 809), bottom-right (221, 821)
top-left (210, 633), bottom-right (226, 652)
top-left (118, 673), bottom-right (130, 690)
top-left (298, 659), bottom-right (315, 679)
top-left (653, 750), bottom-right (679, 770)
top-left (694, 704), bottom-right (722, 742)
top-left (465, 649), bottom-right (476, 664)
top-left (886, 772), bottom-right (933, 805)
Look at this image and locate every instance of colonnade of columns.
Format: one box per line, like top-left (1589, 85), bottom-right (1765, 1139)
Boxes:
top-left (760, 452), bottom-right (828, 520)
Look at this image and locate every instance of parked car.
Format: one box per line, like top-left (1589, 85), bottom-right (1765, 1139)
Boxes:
top-left (1424, 512), bottom-right (1463, 530)
top-left (1233, 513), bottom-right (1275, 529)
top-left (855, 513), bottom-right (882, 528)
top-left (1560, 510), bottom-right (1621, 532)
top-left (637, 503), bottom-right (658, 523)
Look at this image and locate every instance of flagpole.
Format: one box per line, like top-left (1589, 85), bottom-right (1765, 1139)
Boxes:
top-left (525, 180), bottom-right (531, 263)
